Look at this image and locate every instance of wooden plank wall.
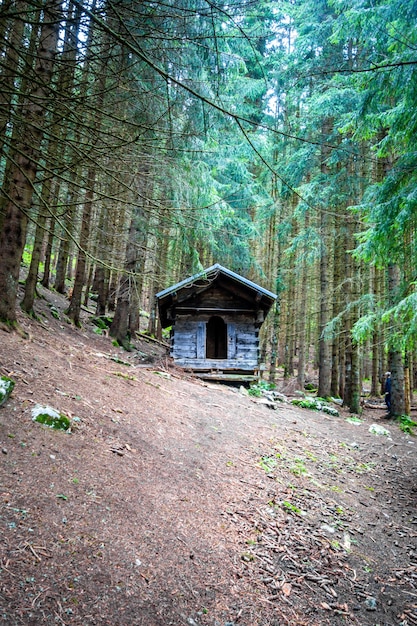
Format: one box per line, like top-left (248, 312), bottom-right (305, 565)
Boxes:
top-left (171, 316), bottom-right (259, 370)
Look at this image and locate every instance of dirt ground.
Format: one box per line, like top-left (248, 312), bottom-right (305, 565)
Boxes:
top-left (0, 287), bottom-right (416, 626)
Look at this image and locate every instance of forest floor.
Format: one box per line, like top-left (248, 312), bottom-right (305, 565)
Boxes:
top-left (0, 286), bottom-right (416, 626)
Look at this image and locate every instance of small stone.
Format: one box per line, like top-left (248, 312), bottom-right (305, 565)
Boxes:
top-left (364, 596), bottom-right (377, 611)
top-left (2, 448), bottom-right (7, 454)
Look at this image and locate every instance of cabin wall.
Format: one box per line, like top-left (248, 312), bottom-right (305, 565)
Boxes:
top-left (171, 314), bottom-right (259, 371)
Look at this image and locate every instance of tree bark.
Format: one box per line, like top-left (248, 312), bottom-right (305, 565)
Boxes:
top-left (318, 118), bottom-right (334, 398)
top-left (0, 0), bottom-right (61, 324)
top-left (387, 264), bottom-right (405, 417)
top-left (0, 1), bottom-right (27, 162)
top-left (21, 193), bottom-right (50, 314)
top-left (41, 214), bottom-right (55, 289)
top-left (66, 166), bottom-right (97, 326)
top-left (110, 215), bottom-right (137, 348)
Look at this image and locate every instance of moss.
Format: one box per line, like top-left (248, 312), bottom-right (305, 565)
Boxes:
top-left (90, 315), bottom-right (113, 330)
top-left (32, 404), bottom-right (71, 431)
top-left (291, 397), bottom-right (339, 417)
top-left (49, 305), bottom-right (60, 319)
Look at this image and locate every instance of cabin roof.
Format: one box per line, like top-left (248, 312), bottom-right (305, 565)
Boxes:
top-left (156, 263), bottom-right (277, 327)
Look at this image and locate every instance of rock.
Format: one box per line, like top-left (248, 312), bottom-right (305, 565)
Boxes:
top-left (31, 404), bottom-right (71, 431)
top-left (0, 375), bottom-right (15, 407)
top-left (254, 398), bottom-right (276, 410)
top-left (369, 423), bottom-right (391, 437)
top-left (364, 596), bottom-right (377, 611)
top-left (272, 391), bottom-right (287, 403)
top-left (320, 524), bottom-right (336, 534)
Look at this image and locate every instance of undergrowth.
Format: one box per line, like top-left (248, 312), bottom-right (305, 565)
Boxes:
top-left (397, 415), bottom-right (417, 435)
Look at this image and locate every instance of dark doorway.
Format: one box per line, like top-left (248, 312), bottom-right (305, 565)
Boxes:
top-left (206, 316), bottom-right (227, 359)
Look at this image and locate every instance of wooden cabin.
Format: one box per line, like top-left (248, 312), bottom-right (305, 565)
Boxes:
top-left (156, 264), bottom-right (277, 381)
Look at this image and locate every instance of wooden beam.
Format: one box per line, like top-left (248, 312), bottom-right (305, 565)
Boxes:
top-left (175, 307), bottom-right (255, 314)
top-left (195, 373), bottom-right (258, 382)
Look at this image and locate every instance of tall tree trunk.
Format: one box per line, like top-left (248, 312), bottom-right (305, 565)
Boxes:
top-left (66, 165), bottom-right (97, 326)
top-left (21, 7), bottom-right (78, 313)
top-left (370, 266), bottom-right (382, 396)
top-left (349, 341), bottom-right (361, 414)
top-left (404, 352), bottom-right (411, 416)
top-left (94, 200), bottom-right (113, 316)
top-left (330, 219), bottom-right (343, 397)
top-left (345, 228), bottom-right (361, 414)
top-left (0, 1), bottom-right (27, 160)
top-left (296, 250), bottom-right (308, 390)
top-left (54, 183), bottom-right (76, 293)
top-left (268, 277), bottom-right (283, 385)
top-left (318, 118), bottom-right (333, 398)
top-left (0, 3), bottom-right (41, 234)
top-left (0, 0), bottom-right (61, 325)
top-left (387, 264), bottom-right (405, 417)
top-left (283, 274), bottom-right (295, 378)
top-left (110, 214), bottom-right (137, 348)
top-left (21, 180), bottom-right (53, 313)
top-left (41, 214), bottom-right (55, 289)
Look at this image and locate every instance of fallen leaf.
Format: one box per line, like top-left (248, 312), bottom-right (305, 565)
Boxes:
top-left (282, 582), bottom-right (292, 596)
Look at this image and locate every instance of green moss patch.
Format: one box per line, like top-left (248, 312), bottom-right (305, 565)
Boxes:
top-left (291, 397), bottom-right (339, 416)
top-left (31, 404), bottom-right (71, 431)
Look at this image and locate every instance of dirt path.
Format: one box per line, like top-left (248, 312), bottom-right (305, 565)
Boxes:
top-left (0, 290), bottom-right (416, 625)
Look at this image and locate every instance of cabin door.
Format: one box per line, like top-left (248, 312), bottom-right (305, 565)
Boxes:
top-left (206, 316), bottom-right (227, 359)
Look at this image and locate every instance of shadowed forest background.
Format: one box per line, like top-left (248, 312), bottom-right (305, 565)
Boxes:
top-left (0, 0), bottom-right (416, 415)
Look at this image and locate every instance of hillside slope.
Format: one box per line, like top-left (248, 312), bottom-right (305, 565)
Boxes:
top-left (0, 289), bottom-right (416, 626)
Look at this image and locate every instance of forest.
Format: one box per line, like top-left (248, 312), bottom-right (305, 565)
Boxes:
top-left (0, 0), bottom-right (416, 417)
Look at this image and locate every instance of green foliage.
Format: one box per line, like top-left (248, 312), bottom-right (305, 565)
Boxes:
top-left (258, 455), bottom-right (277, 472)
top-left (290, 458), bottom-right (308, 477)
top-left (91, 316), bottom-right (112, 330)
top-left (346, 416), bottom-right (362, 425)
top-left (281, 500), bottom-right (303, 515)
top-left (291, 397), bottom-right (339, 417)
top-left (49, 306), bottom-right (60, 320)
top-left (3, 0), bottom-right (417, 394)
top-left (110, 355), bottom-right (131, 366)
top-left (21, 248), bottom-right (32, 268)
top-left (291, 398), bottom-right (319, 410)
top-left (396, 415), bottom-right (417, 436)
top-left (113, 371), bottom-right (137, 381)
top-left (248, 380), bottom-right (275, 397)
